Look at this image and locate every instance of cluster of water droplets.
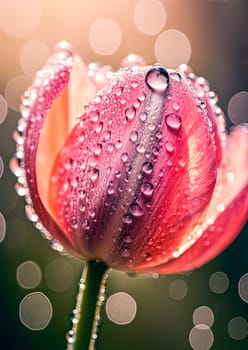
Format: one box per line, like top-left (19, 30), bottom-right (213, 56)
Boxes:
top-left (66, 265), bottom-right (109, 350)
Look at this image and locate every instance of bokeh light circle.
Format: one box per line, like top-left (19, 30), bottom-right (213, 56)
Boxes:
top-left (228, 317), bottom-right (248, 340)
top-left (238, 273), bottom-right (248, 303)
top-left (45, 258), bottom-right (74, 292)
top-left (0, 155), bottom-right (4, 179)
top-left (154, 29), bottom-right (192, 68)
top-left (19, 292), bottom-right (53, 330)
top-left (169, 279), bottom-right (188, 300)
top-left (209, 271), bottom-right (229, 294)
top-left (16, 261), bottom-right (42, 289)
top-left (4, 75), bottom-right (31, 111)
top-left (193, 306), bottom-right (214, 327)
top-left (0, 95), bottom-right (8, 124)
top-left (189, 324), bottom-right (214, 350)
top-left (0, 0), bottom-right (42, 38)
top-left (106, 292), bottom-right (137, 325)
top-left (228, 91), bottom-right (248, 124)
top-left (20, 39), bottom-right (50, 77)
top-left (134, 0), bottom-right (167, 36)
top-left (0, 212), bottom-right (6, 244)
top-left (88, 18), bottom-right (122, 55)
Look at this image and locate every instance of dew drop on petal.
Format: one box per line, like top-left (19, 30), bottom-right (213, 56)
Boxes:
top-left (145, 66), bottom-right (169, 93)
top-left (87, 168), bottom-right (99, 182)
top-left (142, 161), bottom-right (153, 175)
top-left (130, 204), bottom-right (144, 217)
top-left (123, 235), bottom-right (132, 243)
top-left (165, 141), bottom-right (175, 153)
top-left (141, 182), bottom-right (154, 196)
top-left (121, 248), bottom-right (131, 257)
top-left (129, 131), bottom-right (138, 142)
top-left (125, 107), bottom-right (136, 121)
top-left (136, 143), bottom-right (146, 153)
top-left (165, 113), bottom-right (182, 131)
top-left (122, 214), bottom-right (133, 224)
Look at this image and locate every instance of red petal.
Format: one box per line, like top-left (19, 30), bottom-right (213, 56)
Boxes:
top-left (146, 126), bottom-right (248, 274)
top-left (49, 66), bottom-right (217, 266)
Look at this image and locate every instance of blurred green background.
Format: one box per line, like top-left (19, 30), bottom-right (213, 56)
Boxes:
top-left (0, 0), bottom-right (248, 349)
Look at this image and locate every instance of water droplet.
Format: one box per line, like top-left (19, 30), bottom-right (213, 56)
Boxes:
top-left (94, 143), bottom-right (102, 155)
top-left (115, 140), bottom-right (122, 149)
top-left (9, 157), bottom-right (23, 177)
top-left (138, 92), bottom-right (146, 102)
top-left (89, 110), bottom-right (99, 122)
top-left (103, 130), bottom-right (111, 140)
top-left (122, 214), bottom-right (133, 224)
top-left (142, 162), bottom-right (153, 175)
top-left (145, 253), bottom-right (152, 261)
top-left (165, 141), bottom-right (174, 153)
top-left (139, 111), bottom-right (147, 121)
top-left (93, 121), bottom-right (103, 133)
top-left (121, 153), bottom-right (128, 163)
top-left (71, 177), bottom-right (78, 188)
top-left (141, 182), bottom-right (154, 196)
top-left (107, 184), bottom-right (115, 195)
top-left (136, 143), bottom-right (145, 153)
top-left (145, 66), bottom-right (169, 93)
top-left (172, 101), bottom-right (180, 111)
top-left (107, 143), bottom-right (114, 152)
top-left (121, 248), bottom-right (131, 257)
top-left (170, 72), bottom-right (182, 82)
top-left (129, 131), bottom-right (138, 142)
top-left (123, 235), bottom-right (132, 243)
top-left (125, 107), bottom-right (136, 121)
top-left (178, 159), bottom-right (186, 167)
top-left (25, 205), bottom-right (38, 222)
top-left (83, 219), bottom-right (90, 230)
top-left (217, 203), bottom-right (225, 213)
top-left (165, 113), bottom-right (182, 131)
top-left (88, 168), bottom-right (99, 182)
top-left (130, 204), bottom-right (144, 217)
top-left (115, 87), bottom-right (123, 97)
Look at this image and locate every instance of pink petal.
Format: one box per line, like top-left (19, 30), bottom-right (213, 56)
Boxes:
top-left (37, 48), bottom-right (99, 213)
top-left (49, 66), bottom-right (217, 266)
top-left (145, 126), bottom-right (248, 274)
top-left (22, 43), bottom-right (100, 253)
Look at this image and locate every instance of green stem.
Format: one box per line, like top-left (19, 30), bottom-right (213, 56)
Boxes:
top-left (67, 260), bottom-right (109, 350)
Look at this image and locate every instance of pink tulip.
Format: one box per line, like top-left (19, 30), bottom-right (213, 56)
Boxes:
top-left (13, 42), bottom-right (247, 275)
top-left (12, 41), bottom-right (248, 350)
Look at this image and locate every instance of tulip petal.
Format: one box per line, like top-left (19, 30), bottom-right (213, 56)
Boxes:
top-left (144, 126), bottom-right (248, 274)
top-left (21, 46), bottom-right (99, 250)
top-left (50, 66), bottom-right (217, 265)
top-left (37, 49), bottom-right (99, 213)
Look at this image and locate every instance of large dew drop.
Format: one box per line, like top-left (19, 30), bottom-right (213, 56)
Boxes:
top-left (165, 113), bottom-right (182, 131)
top-left (145, 66), bottom-right (169, 93)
